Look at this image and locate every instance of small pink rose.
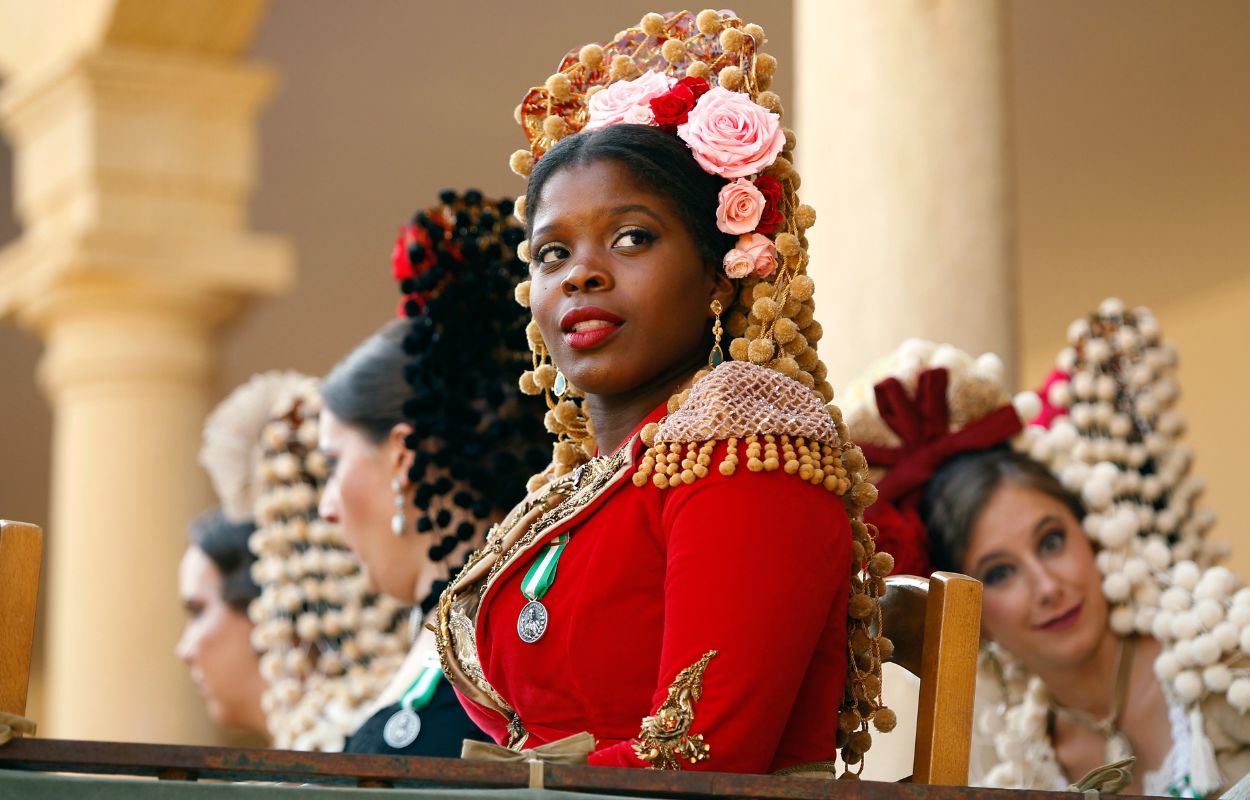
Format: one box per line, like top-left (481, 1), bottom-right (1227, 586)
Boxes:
top-left (736, 233), bottom-right (778, 278)
top-left (677, 87), bottom-right (785, 178)
top-left (585, 71), bottom-right (674, 129)
top-left (722, 248), bottom-right (754, 279)
top-left (623, 103), bottom-right (656, 126)
top-left (715, 178), bottom-right (766, 235)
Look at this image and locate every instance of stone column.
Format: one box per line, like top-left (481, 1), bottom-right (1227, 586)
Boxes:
top-left (794, 0), bottom-right (1014, 391)
top-left (0, 0), bottom-right (291, 743)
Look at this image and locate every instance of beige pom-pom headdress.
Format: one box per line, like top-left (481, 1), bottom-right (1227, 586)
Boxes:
top-left (247, 381), bottom-right (413, 751)
top-left (200, 371), bottom-right (315, 523)
top-left (505, 10), bottom-right (891, 777)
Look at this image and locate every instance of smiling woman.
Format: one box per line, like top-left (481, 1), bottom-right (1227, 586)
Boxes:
top-left (844, 324), bottom-right (1250, 795)
top-left (433, 10), bottom-right (891, 777)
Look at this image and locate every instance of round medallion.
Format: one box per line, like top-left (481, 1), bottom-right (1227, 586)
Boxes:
top-left (382, 707), bottom-right (422, 749)
top-left (517, 599), bottom-right (549, 643)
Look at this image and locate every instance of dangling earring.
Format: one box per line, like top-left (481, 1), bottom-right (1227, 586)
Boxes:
top-left (390, 478), bottom-right (406, 536)
top-left (708, 299), bottom-right (725, 368)
top-left (553, 367), bottom-right (568, 397)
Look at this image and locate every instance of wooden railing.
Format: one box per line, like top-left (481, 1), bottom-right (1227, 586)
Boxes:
top-left (0, 738), bottom-right (1080, 799)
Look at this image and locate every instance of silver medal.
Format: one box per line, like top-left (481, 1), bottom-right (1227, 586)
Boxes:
top-left (517, 599), bottom-right (549, 643)
top-left (382, 707), bottom-right (421, 749)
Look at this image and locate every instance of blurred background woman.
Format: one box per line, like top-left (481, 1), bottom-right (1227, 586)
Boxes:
top-left (177, 509), bottom-right (266, 738)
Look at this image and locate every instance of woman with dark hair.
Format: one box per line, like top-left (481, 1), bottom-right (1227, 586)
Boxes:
top-left (177, 509), bottom-right (267, 735)
top-left (433, 12), bottom-right (890, 776)
top-left (845, 323), bottom-right (1250, 795)
top-left (317, 191), bottom-right (547, 756)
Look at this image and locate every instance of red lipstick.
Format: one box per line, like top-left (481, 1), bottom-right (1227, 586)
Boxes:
top-left (560, 306), bottom-right (624, 350)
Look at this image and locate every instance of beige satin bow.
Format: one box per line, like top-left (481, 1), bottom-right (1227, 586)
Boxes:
top-left (462, 731), bottom-right (595, 789)
top-left (0, 712), bottom-right (36, 746)
top-left (1068, 757), bottom-right (1136, 798)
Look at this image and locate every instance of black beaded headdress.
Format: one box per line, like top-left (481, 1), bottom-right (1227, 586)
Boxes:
top-left (393, 190), bottom-right (550, 566)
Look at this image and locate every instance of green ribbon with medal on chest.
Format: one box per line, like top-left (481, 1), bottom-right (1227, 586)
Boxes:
top-left (517, 532), bottom-right (570, 643)
top-left (382, 651), bottom-right (444, 749)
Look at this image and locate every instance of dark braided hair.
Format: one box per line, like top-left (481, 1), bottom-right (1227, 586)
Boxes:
top-left (322, 190), bottom-right (550, 567)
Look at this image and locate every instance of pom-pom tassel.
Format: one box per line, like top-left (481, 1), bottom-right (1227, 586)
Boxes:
top-left (1188, 705), bottom-right (1224, 795)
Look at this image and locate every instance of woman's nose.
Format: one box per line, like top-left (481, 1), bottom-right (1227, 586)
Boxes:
top-left (317, 489), bottom-right (340, 524)
top-left (1032, 563), bottom-right (1065, 607)
top-left (561, 257), bottom-right (613, 294)
top-left (176, 627), bottom-right (195, 663)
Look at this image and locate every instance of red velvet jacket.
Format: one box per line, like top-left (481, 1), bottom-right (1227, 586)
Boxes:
top-left (451, 403), bottom-right (852, 773)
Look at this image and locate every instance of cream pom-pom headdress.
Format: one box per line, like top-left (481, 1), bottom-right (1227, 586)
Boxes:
top-left (247, 381), bottom-right (413, 751)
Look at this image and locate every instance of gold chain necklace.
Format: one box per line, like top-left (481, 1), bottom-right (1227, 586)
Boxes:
top-left (1050, 636), bottom-right (1136, 764)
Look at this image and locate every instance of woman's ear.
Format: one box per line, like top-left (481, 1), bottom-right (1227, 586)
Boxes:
top-left (709, 270), bottom-right (736, 317)
top-left (386, 422), bottom-right (416, 487)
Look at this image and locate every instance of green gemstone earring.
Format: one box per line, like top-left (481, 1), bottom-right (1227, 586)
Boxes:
top-left (708, 299), bottom-right (725, 368)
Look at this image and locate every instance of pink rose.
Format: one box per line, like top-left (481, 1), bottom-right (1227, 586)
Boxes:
top-left (585, 71), bottom-right (674, 130)
top-left (736, 233), bottom-right (778, 278)
top-left (677, 87), bottom-right (785, 178)
top-left (715, 178), bottom-right (766, 235)
top-left (623, 103), bottom-right (656, 126)
top-left (722, 248), bottom-right (754, 279)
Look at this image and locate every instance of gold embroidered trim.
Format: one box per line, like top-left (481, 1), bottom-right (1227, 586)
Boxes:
top-left (633, 650), bottom-right (718, 770)
top-left (433, 441), bottom-right (636, 752)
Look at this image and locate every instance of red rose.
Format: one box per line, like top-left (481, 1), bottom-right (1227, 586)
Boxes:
top-left (753, 173), bottom-right (784, 235)
top-left (676, 76), bottom-right (710, 101)
top-left (392, 225), bottom-right (436, 282)
top-left (649, 83), bottom-right (696, 130)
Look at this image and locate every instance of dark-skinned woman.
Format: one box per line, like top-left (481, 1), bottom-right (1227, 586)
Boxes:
top-left (434, 11), bottom-right (894, 776)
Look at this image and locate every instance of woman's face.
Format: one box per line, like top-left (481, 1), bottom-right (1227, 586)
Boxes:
top-left (176, 547), bottom-right (265, 732)
top-left (962, 482), bottom-right (1110, 674)
top-left (317, 410), bottom-right (423, 600)
top-left (527, 159), bottom-right (734, 400)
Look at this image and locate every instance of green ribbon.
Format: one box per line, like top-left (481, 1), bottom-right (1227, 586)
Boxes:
top-left (400, 654), bottom-right (443, 713)
top-left (521, 533), bottom-right (570, 602)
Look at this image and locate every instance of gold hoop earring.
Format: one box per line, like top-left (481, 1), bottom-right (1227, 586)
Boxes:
top-left (708, 299), bottom-right (724, 368)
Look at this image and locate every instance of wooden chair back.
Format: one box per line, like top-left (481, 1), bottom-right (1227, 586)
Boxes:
top-left (0, 520), bottom-right (42, 716)
top-left (880, 571), bottom-right (982, 786)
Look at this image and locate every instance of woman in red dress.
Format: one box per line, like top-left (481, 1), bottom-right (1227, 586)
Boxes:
top-left (435, 11), bottom-right (893, 775)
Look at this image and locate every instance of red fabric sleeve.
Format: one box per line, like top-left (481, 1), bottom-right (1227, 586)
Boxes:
top-left (586, 464), bottom-right (850, 770)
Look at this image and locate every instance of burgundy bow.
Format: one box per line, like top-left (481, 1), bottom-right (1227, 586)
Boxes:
top-left (859, 368), bottom-right (1023, 509)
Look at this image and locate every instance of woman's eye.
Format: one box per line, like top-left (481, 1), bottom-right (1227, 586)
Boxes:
top-left (983, 564), bottom-right (1015, 587)
top-left (536, 244), bottom-right (568, 264)
top-left (1039, 529), bottom-right (1066, 555)
top-left (613, 228), bottom-right (654, 248)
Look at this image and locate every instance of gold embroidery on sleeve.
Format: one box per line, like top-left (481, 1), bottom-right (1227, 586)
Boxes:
top-left (633, 649), bottom-right (718, 770)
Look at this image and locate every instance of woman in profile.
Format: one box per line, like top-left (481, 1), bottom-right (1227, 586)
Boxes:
top-left (177, 508), bottom-right (267, 738)
top-left (317, 190), bottom-right (549, 756)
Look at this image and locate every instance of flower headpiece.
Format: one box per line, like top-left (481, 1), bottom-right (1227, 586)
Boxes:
top-left (511, 10), bottom-right (830, 473)
top-left (843, 340), bottom-right (1042, 577)
top-left (391, 190), bottom-right (550, 562)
